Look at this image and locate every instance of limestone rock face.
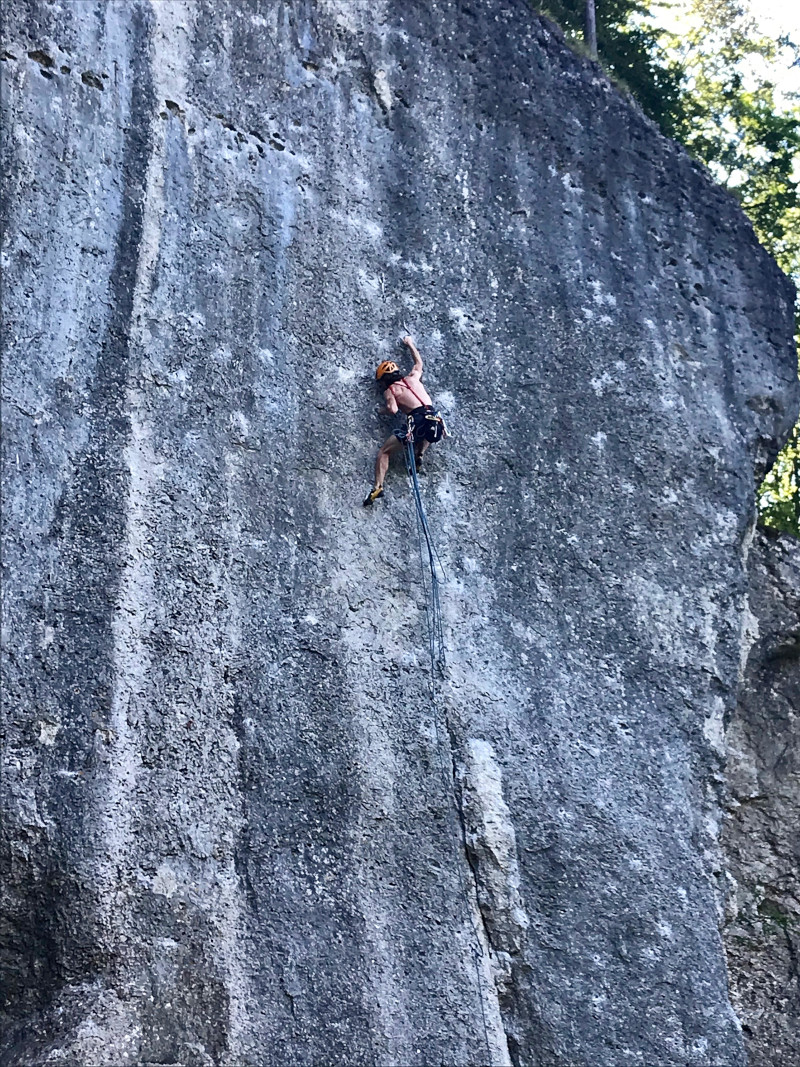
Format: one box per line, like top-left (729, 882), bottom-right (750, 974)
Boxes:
top-left (723, 529), bottom-right (800, 1067)
top-left (1, 2), bottom-right (797, 1065)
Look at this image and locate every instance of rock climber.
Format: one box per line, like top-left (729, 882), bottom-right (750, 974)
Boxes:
top-left (364, 336), bottom-right (446, 506)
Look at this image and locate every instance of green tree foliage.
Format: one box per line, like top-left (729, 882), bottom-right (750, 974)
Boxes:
top-left (666, 1), bottom-right (800, 537)
top-left (758, 423), bottom-right (799, 537)
top-left (536, 0), bottom-right (800, 536)
top-left (540, 0), bottom-right (685, 132)
top-left (667, 1), bottom-right (800, 279)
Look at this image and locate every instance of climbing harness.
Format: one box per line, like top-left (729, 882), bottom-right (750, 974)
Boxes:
top-left (388, 377), bottom-right (448, 447)
top-left (402, 429), bottom-right (494, 1066)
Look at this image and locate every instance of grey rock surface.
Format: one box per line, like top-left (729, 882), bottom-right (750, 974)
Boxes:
top-left (1, 1), bottom-right (798, 1065)
top-left (722, 529), bottom-right (800, 1067)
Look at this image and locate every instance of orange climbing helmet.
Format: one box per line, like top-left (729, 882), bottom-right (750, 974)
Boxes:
top-left (375, 360), bottom-right (399, 381)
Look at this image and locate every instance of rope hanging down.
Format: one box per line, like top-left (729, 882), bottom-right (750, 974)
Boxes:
top-left (402, 437), bottom-right (446, 694)
top-left (402, 435), bottom-right (494, 1066)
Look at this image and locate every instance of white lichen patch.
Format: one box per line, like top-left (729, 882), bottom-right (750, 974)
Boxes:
top-left (590, 280), bottom-right (617, 307)
top-left (330, 209), bottom-right (383, 242)
top-left (626, 574), bottom-right (720, 672)
top-left (373, 69), bottom-right (393, 112)
top-left (448, 307), bottom-right (484, 336)
top-left (737, 601), bottom-right (759, 685)
top-left (152, 864), bottom-right (179, 898)
top-left (357, 268), bottom-right (382, 299)
top-left (702, 696), bottom-right (726, 755)
top-left (38, 719), bottom-right (60, 746)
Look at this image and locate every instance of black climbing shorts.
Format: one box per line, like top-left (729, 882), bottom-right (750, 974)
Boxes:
top-left (394, 405), bottom-right (445, 446)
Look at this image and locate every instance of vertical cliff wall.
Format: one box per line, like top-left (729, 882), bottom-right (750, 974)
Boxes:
top-left (1, 1), bottom-right (798, 1065)
top-left (723, 529), bottom-right (800, 1067)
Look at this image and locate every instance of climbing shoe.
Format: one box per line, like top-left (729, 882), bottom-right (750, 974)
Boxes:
top-left (363, 486), bottom-right (384, 506)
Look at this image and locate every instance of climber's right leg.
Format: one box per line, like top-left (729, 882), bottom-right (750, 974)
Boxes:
top-left (364, 434), bottom-right (404, 505)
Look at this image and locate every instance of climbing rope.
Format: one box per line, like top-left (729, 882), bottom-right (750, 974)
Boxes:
top-left (402, 437), bottom-right (446, 690)
top-left (402, 436), bottom-right (494, 1066)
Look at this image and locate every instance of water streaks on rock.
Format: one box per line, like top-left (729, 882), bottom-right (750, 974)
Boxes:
top-left (1, 2), bottom-right (797, 1064)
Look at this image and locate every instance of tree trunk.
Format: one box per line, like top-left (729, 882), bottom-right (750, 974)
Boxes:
top-left (585, 0), bottom-right (598, 59)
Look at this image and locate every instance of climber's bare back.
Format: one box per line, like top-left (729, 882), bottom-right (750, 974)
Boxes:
top-left (384, 369), bottom-right (432, 413)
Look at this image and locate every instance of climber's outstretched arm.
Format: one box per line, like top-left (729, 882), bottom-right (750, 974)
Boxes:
top-left (404, 336), bottom-right (423, 376)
